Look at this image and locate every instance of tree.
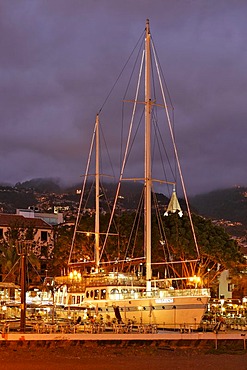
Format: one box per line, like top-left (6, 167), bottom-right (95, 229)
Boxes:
top-left (162, 213), bottom-right (245, 285)
top-left (0, 240), bottom-right (19, 282)
top-left (0, 222), bottom-right (40, 285)
top-left (50, 211), bottom-right (245, 286)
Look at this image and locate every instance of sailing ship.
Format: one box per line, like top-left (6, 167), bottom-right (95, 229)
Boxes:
top-left (54, 20), bottom-right (210, 330)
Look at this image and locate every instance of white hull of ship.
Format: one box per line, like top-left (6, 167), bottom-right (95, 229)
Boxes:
top-left (109, 295), bottom-right (208, 329)
top-left (58, 288), bottom-right (209, 329)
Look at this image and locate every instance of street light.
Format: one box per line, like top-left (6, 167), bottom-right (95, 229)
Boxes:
top-left (16, 241), bottom-right (32, 333)
top-left (206, 268), bottom-right (211, 289)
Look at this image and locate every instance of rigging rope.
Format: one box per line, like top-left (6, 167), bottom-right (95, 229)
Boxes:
top-left (100, 49), bottom-right (145, 260)
top-left (99, 30), bottom-right (145, 113)
top-left (151, 39), bottom-right (201, 260)
top-left (68, 119), bottom-right (97, 264)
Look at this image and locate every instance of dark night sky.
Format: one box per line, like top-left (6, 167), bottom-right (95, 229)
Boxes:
top-left (0, 0), bottom-right (246, 195)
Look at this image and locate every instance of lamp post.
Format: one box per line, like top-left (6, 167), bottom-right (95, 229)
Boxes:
top-left (207, 268), bottom-right (210, 289)
top-left (16, 241), bottom-right (32, 333)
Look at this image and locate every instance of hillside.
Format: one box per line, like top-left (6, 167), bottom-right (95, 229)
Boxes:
top-left (190, 186), bottom-right (247, 237)
top-left (1, 179), bottom-right (246, 237)
top-left (190, 186), bottom-right (247, 223)
top-left (0, 178), bottom-right (169, 215)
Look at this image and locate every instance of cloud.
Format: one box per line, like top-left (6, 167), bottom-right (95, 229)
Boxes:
top-left (0, 0), bottom-right (246, 195)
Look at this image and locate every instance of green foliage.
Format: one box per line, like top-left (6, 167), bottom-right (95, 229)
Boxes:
top-left (0, 223), bottom-right (41, 284)
top-left (0, 241), bottom-right (19, 282)
top-left (51, 225), bottom-right (74, 275)
top-left (52, 211), bottom-right (245, 283)
top-left (161, 213), bottom-right (245, 280)
top-left (193, 214), bottom-right (244, 267)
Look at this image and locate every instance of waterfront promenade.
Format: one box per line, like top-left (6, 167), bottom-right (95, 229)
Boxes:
top-left (1, 319), bottom-right (247, 353)
top-left (0, 329), bottom-right (246, 351)
top-left (1, 327), bottom-right (246, 370)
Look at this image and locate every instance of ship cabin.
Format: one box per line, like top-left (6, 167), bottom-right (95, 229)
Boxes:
top-left (73, 286), bottom-right (147, 306)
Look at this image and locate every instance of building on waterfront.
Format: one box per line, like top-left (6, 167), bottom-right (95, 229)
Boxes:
top-left (16, 207), bottom-right (63, 226)
top-left (218, 270), bottom-right (233, 300)
top-left (0, 213), bottom-right (54, 281)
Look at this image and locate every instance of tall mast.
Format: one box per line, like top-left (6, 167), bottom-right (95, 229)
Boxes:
top-left (95, 114), bottom-right (100, 272)
top-left (145, 19), bottom-right (152, 292)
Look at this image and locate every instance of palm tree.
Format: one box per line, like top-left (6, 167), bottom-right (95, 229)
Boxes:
top-left (0, 240), bottom-right (19, 283)
top-left (0, 225), bottom-right (41, 285)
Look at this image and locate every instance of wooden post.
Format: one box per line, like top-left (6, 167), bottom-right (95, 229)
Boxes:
top-left (20, 251), bottom-right (27, 333)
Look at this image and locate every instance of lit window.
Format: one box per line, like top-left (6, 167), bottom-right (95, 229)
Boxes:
top-left (94, 289), bottom-right (99, 300)
top-left (100, 289), bottom-right (106, 300)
